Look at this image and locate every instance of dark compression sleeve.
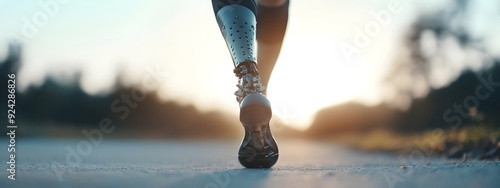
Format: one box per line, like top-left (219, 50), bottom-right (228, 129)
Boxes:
top-left (212, 0), bottom-right (257, 15)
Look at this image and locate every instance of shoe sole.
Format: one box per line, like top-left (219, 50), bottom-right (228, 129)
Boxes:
top-left (238, 96), bottom-right (278, 168)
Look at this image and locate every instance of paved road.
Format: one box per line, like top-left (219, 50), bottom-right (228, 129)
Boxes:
top-left (0, 138), bottom-right (499, 188)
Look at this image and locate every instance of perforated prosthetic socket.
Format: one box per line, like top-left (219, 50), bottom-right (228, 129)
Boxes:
top-left (215, 5), bottom-right (266, 102)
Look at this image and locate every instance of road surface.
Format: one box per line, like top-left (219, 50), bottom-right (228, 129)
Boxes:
top-left (0, 138), bottom-right (499, 188)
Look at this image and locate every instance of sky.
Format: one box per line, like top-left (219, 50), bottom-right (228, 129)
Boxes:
top-left (1, 0), bottom-right (499, 130)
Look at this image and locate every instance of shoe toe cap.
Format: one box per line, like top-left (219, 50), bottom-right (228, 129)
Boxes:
top-left (239, 93), bottom-right (271, 109)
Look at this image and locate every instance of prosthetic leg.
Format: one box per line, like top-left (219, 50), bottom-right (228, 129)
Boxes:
top-left (213, 0), bottom-right (278, 168)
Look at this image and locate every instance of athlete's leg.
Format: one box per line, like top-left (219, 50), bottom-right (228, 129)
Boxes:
top-left (212, 0), bottom-right (278, 168)
top-left (256, 0), bottom-right (289, 89)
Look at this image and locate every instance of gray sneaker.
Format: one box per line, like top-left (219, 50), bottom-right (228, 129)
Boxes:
top-left (234, 62), bottom-right (278, 168)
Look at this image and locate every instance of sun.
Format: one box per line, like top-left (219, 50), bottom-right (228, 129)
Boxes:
top-left (267, 36), bottom-right (363, 130)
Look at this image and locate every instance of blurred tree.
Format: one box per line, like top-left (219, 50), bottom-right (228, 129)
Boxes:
top-left (383, 0), bottom-right (500, 132)
top-left (308, 0), bottom-right (500, 136)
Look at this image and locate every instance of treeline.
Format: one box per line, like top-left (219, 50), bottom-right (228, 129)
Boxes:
top-left (0, 44), bottom-right (239, 138)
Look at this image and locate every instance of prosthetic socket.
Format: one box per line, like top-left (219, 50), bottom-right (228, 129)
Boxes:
top-left (216, 5), bottom-right (265, 103)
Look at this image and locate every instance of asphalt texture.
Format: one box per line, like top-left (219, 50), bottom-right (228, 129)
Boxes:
top-left (0, 138), bottom-right (499, 188)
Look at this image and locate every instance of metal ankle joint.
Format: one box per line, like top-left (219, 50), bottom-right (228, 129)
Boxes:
top-left (234, 61), bottom-right (266, 103)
